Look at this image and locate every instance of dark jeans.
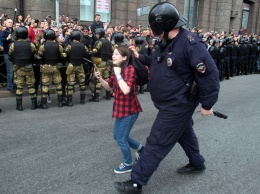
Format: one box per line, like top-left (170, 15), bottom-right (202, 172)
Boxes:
top-left (4, 54), bottom-right (14, 89)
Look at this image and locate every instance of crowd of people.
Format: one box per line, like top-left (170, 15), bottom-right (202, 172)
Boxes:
top-left (0, 2), bottom-right (259, 193)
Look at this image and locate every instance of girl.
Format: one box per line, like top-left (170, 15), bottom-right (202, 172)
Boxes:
top-left (94, 45), bottom-right (143, 174)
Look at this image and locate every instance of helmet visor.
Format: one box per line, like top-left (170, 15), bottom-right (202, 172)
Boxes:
top-left (149, 16), bottom-right (164, 36)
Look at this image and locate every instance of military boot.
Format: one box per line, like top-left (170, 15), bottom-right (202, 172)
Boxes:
top-left (89, 93), bottom-right (99, 102)
top-left (31, 97), bottom-right (38, 110)
top-left (16, 98), bottom-right (23, 111)
top-left (80, 94), bottom-right (86, 104)
top-left (65, 95), bottom-right (73, 107)
top-left (38, 98), bottom-right (48, 109)
top-left (105, 91), bottom-right (111, 100)
top-left (58, 95), bottom-right (63, 107)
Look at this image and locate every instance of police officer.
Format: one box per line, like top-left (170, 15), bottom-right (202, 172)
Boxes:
top-left (248, 38), bottom-right (257, 74)
top-left (237, 37), bottom-right (246, 75)
top-left (63, 29), bottom-right (89, 106)
top-left (208, 38), bottom-right (218, 64)
top-left (89, 28), bottom-right (112, 102)
top-left (243, 37), bottom-right (250, 75)
top-left (224, 37), bottom-right (232, 79)
top-left (135, 36), bottom-right (148, 94)
top-left (8, 26), bottom-right (38, 111)
top-left (256, 40), bottom-right (260, 73)
top-left (114, 2), bottom-right (220, 193)
top-left (37, 28), bottom-right (64, 108)
top-left (230, 38), bottom-right (238, 77)
top-left (113, 32), bottom-right (127, 48)
top-left (217, 39), bottom-right (226, 81)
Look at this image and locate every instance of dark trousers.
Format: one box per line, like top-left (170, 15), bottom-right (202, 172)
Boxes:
top-left (131, 105), bottom-right (205, 185)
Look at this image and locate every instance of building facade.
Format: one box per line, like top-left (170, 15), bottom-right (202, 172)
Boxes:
top-left (0, 0), bottom-right (259, 35)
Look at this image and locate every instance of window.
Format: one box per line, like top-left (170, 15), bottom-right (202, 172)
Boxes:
top-left (80, 0), bottom-right (111, 22)
top-left (241, 3), bottom-right (250, 30)
top-left (184, 0), bottom-right (199, 29)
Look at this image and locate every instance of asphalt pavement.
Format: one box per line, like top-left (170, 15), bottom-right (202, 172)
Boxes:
top-left (0, 74), bottom-right (260, 194)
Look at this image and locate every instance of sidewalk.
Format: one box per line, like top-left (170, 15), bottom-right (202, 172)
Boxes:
top-left (0, 85), bottom-right (66, 98)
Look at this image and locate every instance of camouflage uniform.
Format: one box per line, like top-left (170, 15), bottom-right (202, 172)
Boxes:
top-left (90, 37), bottom-right (112, 102)
top-left (8, 39), bottom-right (37, 111)
top-left (37, 40), bottom-right (64, 108)
top-left (63, 40), bottom-right (89, 106)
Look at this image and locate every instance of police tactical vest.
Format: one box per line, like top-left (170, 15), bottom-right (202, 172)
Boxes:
top-left (97, 38), bottom-right (112, 61)
top-left (209, 46), bottom-right (218, 60)
top-left (43, 42), bottom-right (61, 65)
top-left (69, 42), bottom-right (86, 66)
top-left (231, 44), bottom-right (238, 57)
top-left (250, 44), bottom-right (257, 56)
top-left (238, 44), bottom-right (245, 57)
top-left (13, 40), bottom-right (33, 66)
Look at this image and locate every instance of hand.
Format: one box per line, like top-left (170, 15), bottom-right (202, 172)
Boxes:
top-left (113, 66), bottom-right (121, 74)
top-left (94, 70), bottom-right (101, 79)
top-left (200, 107), bottom-right (213, 117)
top-left (128, 45), bottom-right (139, 58)
top-left (7, 34), bottom-right (12, 40)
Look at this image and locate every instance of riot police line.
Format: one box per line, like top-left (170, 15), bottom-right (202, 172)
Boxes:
top-left (199, 31), bottom-right (260, 81)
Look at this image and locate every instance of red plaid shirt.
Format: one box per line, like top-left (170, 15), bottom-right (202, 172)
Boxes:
top-left (108, 64), bottom-right (142, 118)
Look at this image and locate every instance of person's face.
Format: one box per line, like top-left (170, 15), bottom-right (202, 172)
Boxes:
top-left (5, 19), bottom-right (13, 28)
top-left (56, 35), bottom-right (64, 43)
top-left (14, 23), bottom-right (20, 30)
top-left (18, 15), bottom-right (23, 21)
top-left (112, 49), bottom-right (127, 66)
top-left (83, 29), bottom-right (89, 35)
top-left (95, 16), bottom-right (101, 22)
top-left (40, 22), bottom-right (45, 28)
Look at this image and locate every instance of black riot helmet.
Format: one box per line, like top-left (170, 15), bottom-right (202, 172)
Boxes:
top-left (218, 39), bottom-right (226, 45)
top-left (135, 36), bottom-right (144, 45)
top-left (95, 28), bottom-right (105, 38)
top-left (114, 32), bottom-right (124, 44)
top-left (15, 26), bottom-right (28, 39)
top-left (69, 29), bottom-right (82, 41)
top-left (44, 28), bottom-right (56, 40)
top-left (148, 2), bottom-right (187, 36)
top-left (209, 38), bottom-right (216, 46)
top-left (251, 38), bottom-right (257, 44)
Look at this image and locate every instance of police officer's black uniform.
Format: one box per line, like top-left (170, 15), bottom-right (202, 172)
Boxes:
top-left (230, 39), bottom-right (238, 77)
top-left (217, 39), bottom-right (226, 81)
top-left (114, 2), bottom-right (220, 193)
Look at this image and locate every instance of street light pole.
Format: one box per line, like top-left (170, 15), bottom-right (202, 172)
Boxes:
top-left (56, 0), bottom-right (60, 27)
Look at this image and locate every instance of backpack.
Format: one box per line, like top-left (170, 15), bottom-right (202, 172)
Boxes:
top-left (130, 53), bottom-right (149, 86)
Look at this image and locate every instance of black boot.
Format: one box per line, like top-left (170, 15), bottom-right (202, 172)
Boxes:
top-left (58, 95), bottom-right (63, 107)
top-left (0, 108), bottom-right (2, 113)
top-left (139, 86), bottom-right (144, 94)
top-left (65, 95), bottom-right (73, 107)
top-left (16, 98), bottom-right (23, 111)
top-left (80, 94), bottom-right (86, 104)
top-left (89, 93), bottom-right (99, 102)
top-left (31, 97), bottom-right (38, 110)
top-left (105, 91), bottom-right (111, 100)
top-left (38, 98), bottom-right (48, 109)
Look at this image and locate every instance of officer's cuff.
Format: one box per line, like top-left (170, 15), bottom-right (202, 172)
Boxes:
top-left (202, 105), bottom-right (211, 110)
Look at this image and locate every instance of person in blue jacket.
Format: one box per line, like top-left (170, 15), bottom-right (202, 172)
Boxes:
top-left (114, 2), bottom-right (220, 194)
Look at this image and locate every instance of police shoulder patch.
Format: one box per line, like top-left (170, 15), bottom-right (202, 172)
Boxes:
top-left (186, 34), bottom-right (196, 45)
top-left (196, 63), bottom-right (207, 74)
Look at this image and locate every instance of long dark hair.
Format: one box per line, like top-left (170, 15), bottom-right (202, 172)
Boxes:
top-left (114, 45), bottom-right (131, 70)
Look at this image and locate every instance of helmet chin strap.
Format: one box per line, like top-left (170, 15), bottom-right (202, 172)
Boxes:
top-left (163, 31), bottom-right (169, 40)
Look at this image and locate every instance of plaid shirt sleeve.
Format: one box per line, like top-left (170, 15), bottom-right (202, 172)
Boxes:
top-left (112, 65), bottom-right (142, 118)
